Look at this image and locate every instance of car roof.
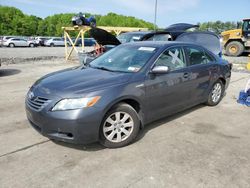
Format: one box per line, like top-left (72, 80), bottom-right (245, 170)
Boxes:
top-left (121, 41), bottom-right (198, 48)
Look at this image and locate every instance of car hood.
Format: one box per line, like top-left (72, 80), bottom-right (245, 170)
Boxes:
top-left (89, 28), bottom-right (121, 45)
top-left (32, 67), bottom-right (131, 97)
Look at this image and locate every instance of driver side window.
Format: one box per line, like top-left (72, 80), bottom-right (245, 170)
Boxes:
top-left (155, 47), bottom-right (186, 71)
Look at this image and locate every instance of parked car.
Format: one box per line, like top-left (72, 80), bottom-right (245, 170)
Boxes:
top-left (44, 38), bottom-right (68, 47)
top-left (2, 36), bottom-right (18, 42)
top-left (74, 38), bottom-right (96, 46)
top-left (0, 36), bottom-right (3, 47)
top-left (26, 39), bottom-right (231, 148)
top-left (3, 38), bottom-right (36, 47)
top-left (117, 23), bottom-right (199, 44)
top-left (117, 31), bottom-right (151, 43)
top-left (35, 37), bottom-right (50, 46)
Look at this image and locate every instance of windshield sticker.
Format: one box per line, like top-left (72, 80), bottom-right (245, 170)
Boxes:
top-left (128, 67), bottom-right (140, 72)
top-left (132, 36), bottom-right (140, 40)
top-left (107, 58), bottom-right (112, 63)
top-left (138, 47), bottom-right (156, 52)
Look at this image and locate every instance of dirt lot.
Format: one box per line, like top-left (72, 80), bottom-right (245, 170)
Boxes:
top-left (0, 46), bottom-right (93, 64)
top-left (0, 58), bottom-right (249, 187)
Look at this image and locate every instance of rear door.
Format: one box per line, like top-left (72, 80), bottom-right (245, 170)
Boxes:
top-left (12, 39), bottom-right (21, 46)
top-left (184, 45), bottom-right (217, 103)
top-left (20, 39), bottom-right (28, 46)
top-left (144, 46), bottom-right (192, 121)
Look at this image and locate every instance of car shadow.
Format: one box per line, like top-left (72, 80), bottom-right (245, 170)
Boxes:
top-left (0, 69), bottom-right (21, 77)
top-left (136, 104), bottom-right (205, 142)
top-left (53, 104), bottom-right (205, 151)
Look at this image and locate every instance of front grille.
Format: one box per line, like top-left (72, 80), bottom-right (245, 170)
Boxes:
top-left (27, 96), bottom-right (51, 111)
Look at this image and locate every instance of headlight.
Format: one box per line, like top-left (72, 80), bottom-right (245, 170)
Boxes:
top-left (52, 96), bottom-right (100, 111)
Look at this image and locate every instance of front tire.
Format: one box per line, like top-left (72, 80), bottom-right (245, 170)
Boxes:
top-left (9, 43), bottom-right (15, 48)
top-left (50, 43), bottom-right (54, 47)
top-left (206, 80), bottom-right (224, 106)
top-left (100, 103), bottom-right (140, 148)
top-left (29, 43), bottom-right (35, 47)
top-left (225, 41), bottom-right (244, 57)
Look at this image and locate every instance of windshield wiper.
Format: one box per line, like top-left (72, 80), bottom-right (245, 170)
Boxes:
top-left (91, 66), bottom-right (115, 72)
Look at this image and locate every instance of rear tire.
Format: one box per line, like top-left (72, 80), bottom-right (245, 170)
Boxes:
top-left (9, 43), bottom-right (15, 48)
top-left (29, 43), bottom-right (35, 47)
top-left (225, 41), bottom-right (244, 57)
top-left (100, 103), bottom-right (140, 148)
top-left (206, 80), bottom-right (225, 106)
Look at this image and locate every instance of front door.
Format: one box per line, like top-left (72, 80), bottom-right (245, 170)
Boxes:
top-left (144, 47), bottom-right (192, 121)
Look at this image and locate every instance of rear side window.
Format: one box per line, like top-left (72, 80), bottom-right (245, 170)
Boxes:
top-left (155, 47), bottom-right (186, 71)
top-left (147, 34), bottom-right (171, 41)
top-left (185, 47), bottom-right (214, 66)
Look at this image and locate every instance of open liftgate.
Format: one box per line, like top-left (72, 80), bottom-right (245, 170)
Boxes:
top-left (62, 26), bottom-right (148, 60)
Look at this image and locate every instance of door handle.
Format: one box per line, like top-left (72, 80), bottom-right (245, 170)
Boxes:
top-left (183, 72), bottom-right (190, 79)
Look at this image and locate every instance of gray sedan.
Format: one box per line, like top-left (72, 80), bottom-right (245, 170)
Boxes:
top-left (25, 41), bottom-right (231, 148)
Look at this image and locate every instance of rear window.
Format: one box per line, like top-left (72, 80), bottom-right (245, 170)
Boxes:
top-left (185, 47), bottom-right (215, 66)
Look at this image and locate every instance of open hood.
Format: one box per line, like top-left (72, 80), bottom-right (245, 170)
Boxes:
top-left (89, 28), bottom-right (121, 46)
top-left (175, 31), bottom-right (221, 55)
top-left (165, 23), bottom-right (199, 32)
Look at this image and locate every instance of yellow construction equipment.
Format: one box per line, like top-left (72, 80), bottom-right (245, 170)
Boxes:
top-left (221, 19), bottom-right (250, 57)
top-left (247, 54), bottom-right (250, 71)
top-left (62, 26), bottom-right (148, 60)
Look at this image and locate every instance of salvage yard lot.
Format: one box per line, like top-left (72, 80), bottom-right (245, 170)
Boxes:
top-left (0, 58), bottom-right (250, 187)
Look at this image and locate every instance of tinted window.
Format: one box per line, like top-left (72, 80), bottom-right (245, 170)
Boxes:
top-left (155, 47), bottom-right (186, 71)
top-left (185, 47), bottom-right (214, 66)
top-left (12, 39), bottom-right (20, 41)
top-left (147, 34), bottom-right (171, 41)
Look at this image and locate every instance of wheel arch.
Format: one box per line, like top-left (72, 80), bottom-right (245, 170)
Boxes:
top-left (218, 77), bottom-right (226, 86)
top-left (9, 43), bottom-right (15, 47)
top-left (102, 96), bottom-right (145, 128)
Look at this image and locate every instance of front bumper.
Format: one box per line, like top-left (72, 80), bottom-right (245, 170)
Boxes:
top-left (25, 100), bottom-right (103, 144)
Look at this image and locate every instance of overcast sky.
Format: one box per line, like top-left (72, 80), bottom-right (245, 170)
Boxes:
top-left (1, 0), bottom-right (249, 27)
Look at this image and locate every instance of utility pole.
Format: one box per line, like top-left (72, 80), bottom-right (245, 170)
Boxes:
top-left (154, 0), bottom-right (158, 31)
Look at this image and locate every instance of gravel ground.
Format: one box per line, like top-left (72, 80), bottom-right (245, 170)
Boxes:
top-left (223, 54), bottom-right (250, 72)
top-left (0, 61), bottom-right (250, 187)
top-left (0, 46), bottom-right (94, 64)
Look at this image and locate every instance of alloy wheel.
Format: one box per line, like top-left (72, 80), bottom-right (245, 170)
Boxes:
top-left (103, 112), bottom-right (134, 143)
top-left (211, 83), bottom-right (222, 103)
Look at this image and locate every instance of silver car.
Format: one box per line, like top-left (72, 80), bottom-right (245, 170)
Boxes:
top-left (3, 38), bottom-right (36, 47)
top-left (44, 38), bottom-right (68, 47)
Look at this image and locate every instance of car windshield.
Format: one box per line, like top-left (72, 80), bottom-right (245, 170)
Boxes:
top-left (90, 45), bottom-right (157, 73)
top-left (117, 34), bottom-right (143, 43)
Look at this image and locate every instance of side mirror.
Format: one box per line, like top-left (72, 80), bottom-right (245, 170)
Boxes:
top-left (151, 66), bottom-right (169, 74)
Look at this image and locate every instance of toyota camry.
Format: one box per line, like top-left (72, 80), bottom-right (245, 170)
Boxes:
top-left (26, 40), bottom-right (231, 148)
